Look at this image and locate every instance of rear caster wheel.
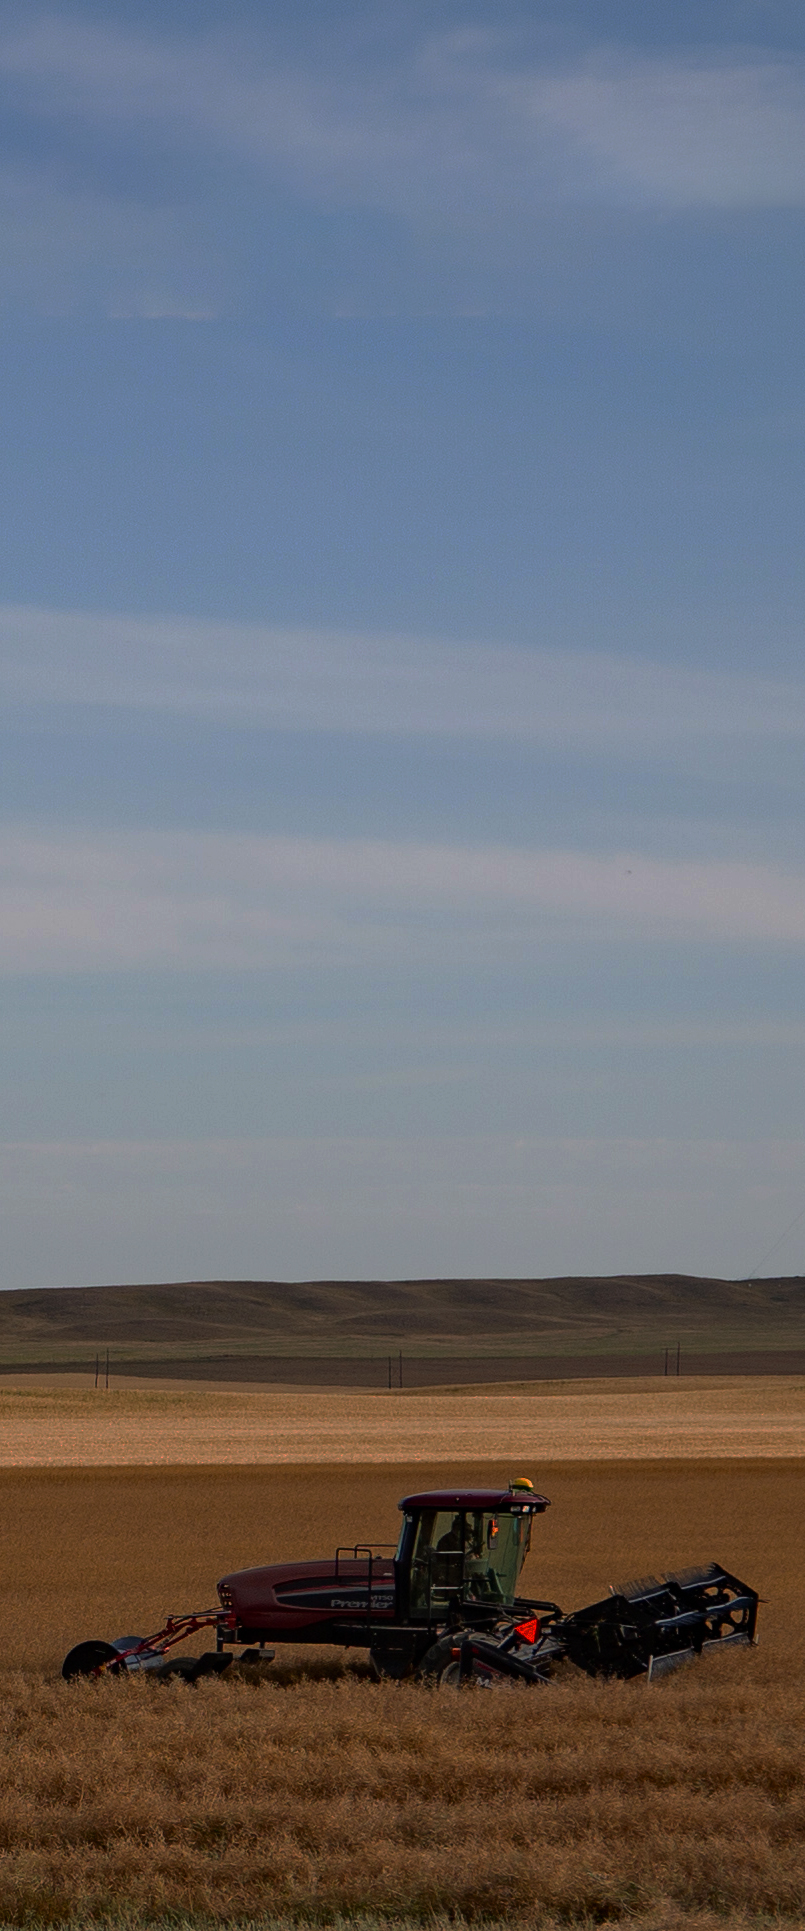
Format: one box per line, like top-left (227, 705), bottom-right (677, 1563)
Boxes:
top-left (62, 1640), bottom-right (121, 1681)
top-left (154, 1652), bottom-right (233, 1682)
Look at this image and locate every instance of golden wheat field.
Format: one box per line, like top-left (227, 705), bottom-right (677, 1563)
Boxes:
top-left (0, 1455), bottom-right (802, 1928)
top-left (0, 1375), bottom-right (802, 1464)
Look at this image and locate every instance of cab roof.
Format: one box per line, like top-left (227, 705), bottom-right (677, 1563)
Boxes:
top-left (398, 1488), bottom-right (550, 1513)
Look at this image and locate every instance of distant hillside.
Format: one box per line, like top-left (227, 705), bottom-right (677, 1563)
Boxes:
top-left (0, 1274), bottom-right (802, 1366)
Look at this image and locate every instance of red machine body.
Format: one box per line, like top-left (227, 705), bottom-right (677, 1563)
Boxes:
top-left (217, 1487), bottom-right (549, 1658)
top-left (218, 1553), bottom-right (398, 1640)
top-left (61, 1478), bottom-right (759, 1686)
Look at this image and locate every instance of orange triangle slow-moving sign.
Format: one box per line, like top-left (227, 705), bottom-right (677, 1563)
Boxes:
top-left (515, 1617), bottom-right (538, 1643)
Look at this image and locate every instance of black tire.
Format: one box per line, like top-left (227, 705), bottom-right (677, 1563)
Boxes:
top-left (189, 1651), bottom-right (233, 1680)
top-left (438, 1658), bottom-right (502, 1688)
top-left (62, 1640), bottom-right (120, 1681)
top-left (153, 1655), bottom-right (200, 1680)
top-left (415, 1635), bottom-right (457, 1680)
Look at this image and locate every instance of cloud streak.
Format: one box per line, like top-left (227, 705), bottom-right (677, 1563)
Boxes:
top-left (1, 16), bottom-right (804, 219)
top-left (0, 827), bottom-right (804, 972)
top-left (3, 605), bottom-right (805, 758)
top-left (521, 55), bottom-right (805, 209)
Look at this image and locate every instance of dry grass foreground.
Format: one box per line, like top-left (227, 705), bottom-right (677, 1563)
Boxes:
top-left (0, 1377), bottom-right (803, 1464)
top-left (4, 1652), bottom-right (803, 1931)
top-left (0, 1460), bottom-right (802, 1927)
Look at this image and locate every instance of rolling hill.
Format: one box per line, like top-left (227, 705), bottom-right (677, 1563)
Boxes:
top-left (0, 1273), bottom-right (801, 1370)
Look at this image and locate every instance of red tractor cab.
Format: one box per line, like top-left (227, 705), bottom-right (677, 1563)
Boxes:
top-left (217, 1480), bottom-right (552, 1677)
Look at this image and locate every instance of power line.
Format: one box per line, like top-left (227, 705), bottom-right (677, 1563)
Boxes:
top-left (746, 1201), bottom-right (805, 1280)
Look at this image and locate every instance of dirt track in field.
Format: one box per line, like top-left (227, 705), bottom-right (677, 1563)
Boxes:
top-left (0, 1375), bottom-right (802, 1465)
top-left (9, 1346), bottom-right (805, 1383)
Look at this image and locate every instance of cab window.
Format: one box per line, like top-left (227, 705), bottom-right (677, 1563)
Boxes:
top-left (408, 1509), bottom-right (464, 1616)
top-left (463, 1510), bottom-right (527, 1605)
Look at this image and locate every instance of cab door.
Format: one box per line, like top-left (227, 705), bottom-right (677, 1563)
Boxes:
top-left (407, 1508), bottom-right (466, 1621)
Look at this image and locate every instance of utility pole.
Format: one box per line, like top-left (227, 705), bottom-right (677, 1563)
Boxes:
top-left (105, 1348), bottom-right (109, 1391)
top-left (676, 1342), bottom-right (681, 1377)
top-left (94, 1353), bottom-right (99, 1389)
top-left (399, 1349), bottom-right (403, 1389)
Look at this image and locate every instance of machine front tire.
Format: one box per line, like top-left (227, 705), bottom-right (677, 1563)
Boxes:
top-left (415, 1635), bottom-right (457, 1680)
top-left (437, 1658), bottom-right (505, 1687)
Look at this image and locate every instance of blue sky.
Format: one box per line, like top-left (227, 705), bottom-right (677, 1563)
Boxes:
top-left (1, 0), bottom-right (805, 1286)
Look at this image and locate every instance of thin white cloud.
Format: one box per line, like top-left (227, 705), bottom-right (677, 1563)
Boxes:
top-left (519, 56), bottom-right (805, 208)
top-left (0, 17), bottom-right (803, 216)
top-left (0, 827), bottom-right (804, 972)
top-left (2, 604), bottom-right (805, 755)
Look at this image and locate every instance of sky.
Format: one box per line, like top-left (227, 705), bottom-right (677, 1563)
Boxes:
top-left (1, 0), bottom-right (805, 1287)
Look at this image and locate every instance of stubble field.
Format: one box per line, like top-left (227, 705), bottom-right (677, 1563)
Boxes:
top-left (0, 1386), bottom-right (802, 1929)
top-left (0, 1375), bottom-right (802, 1464)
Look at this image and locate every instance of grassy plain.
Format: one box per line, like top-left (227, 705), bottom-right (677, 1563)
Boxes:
top-left (2, 1272), bottom-right (804, 1368)
top-left (0, 1377), bottom-right (802, 1465)
top-left (0, 1459), bottom-right (802, 1926)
